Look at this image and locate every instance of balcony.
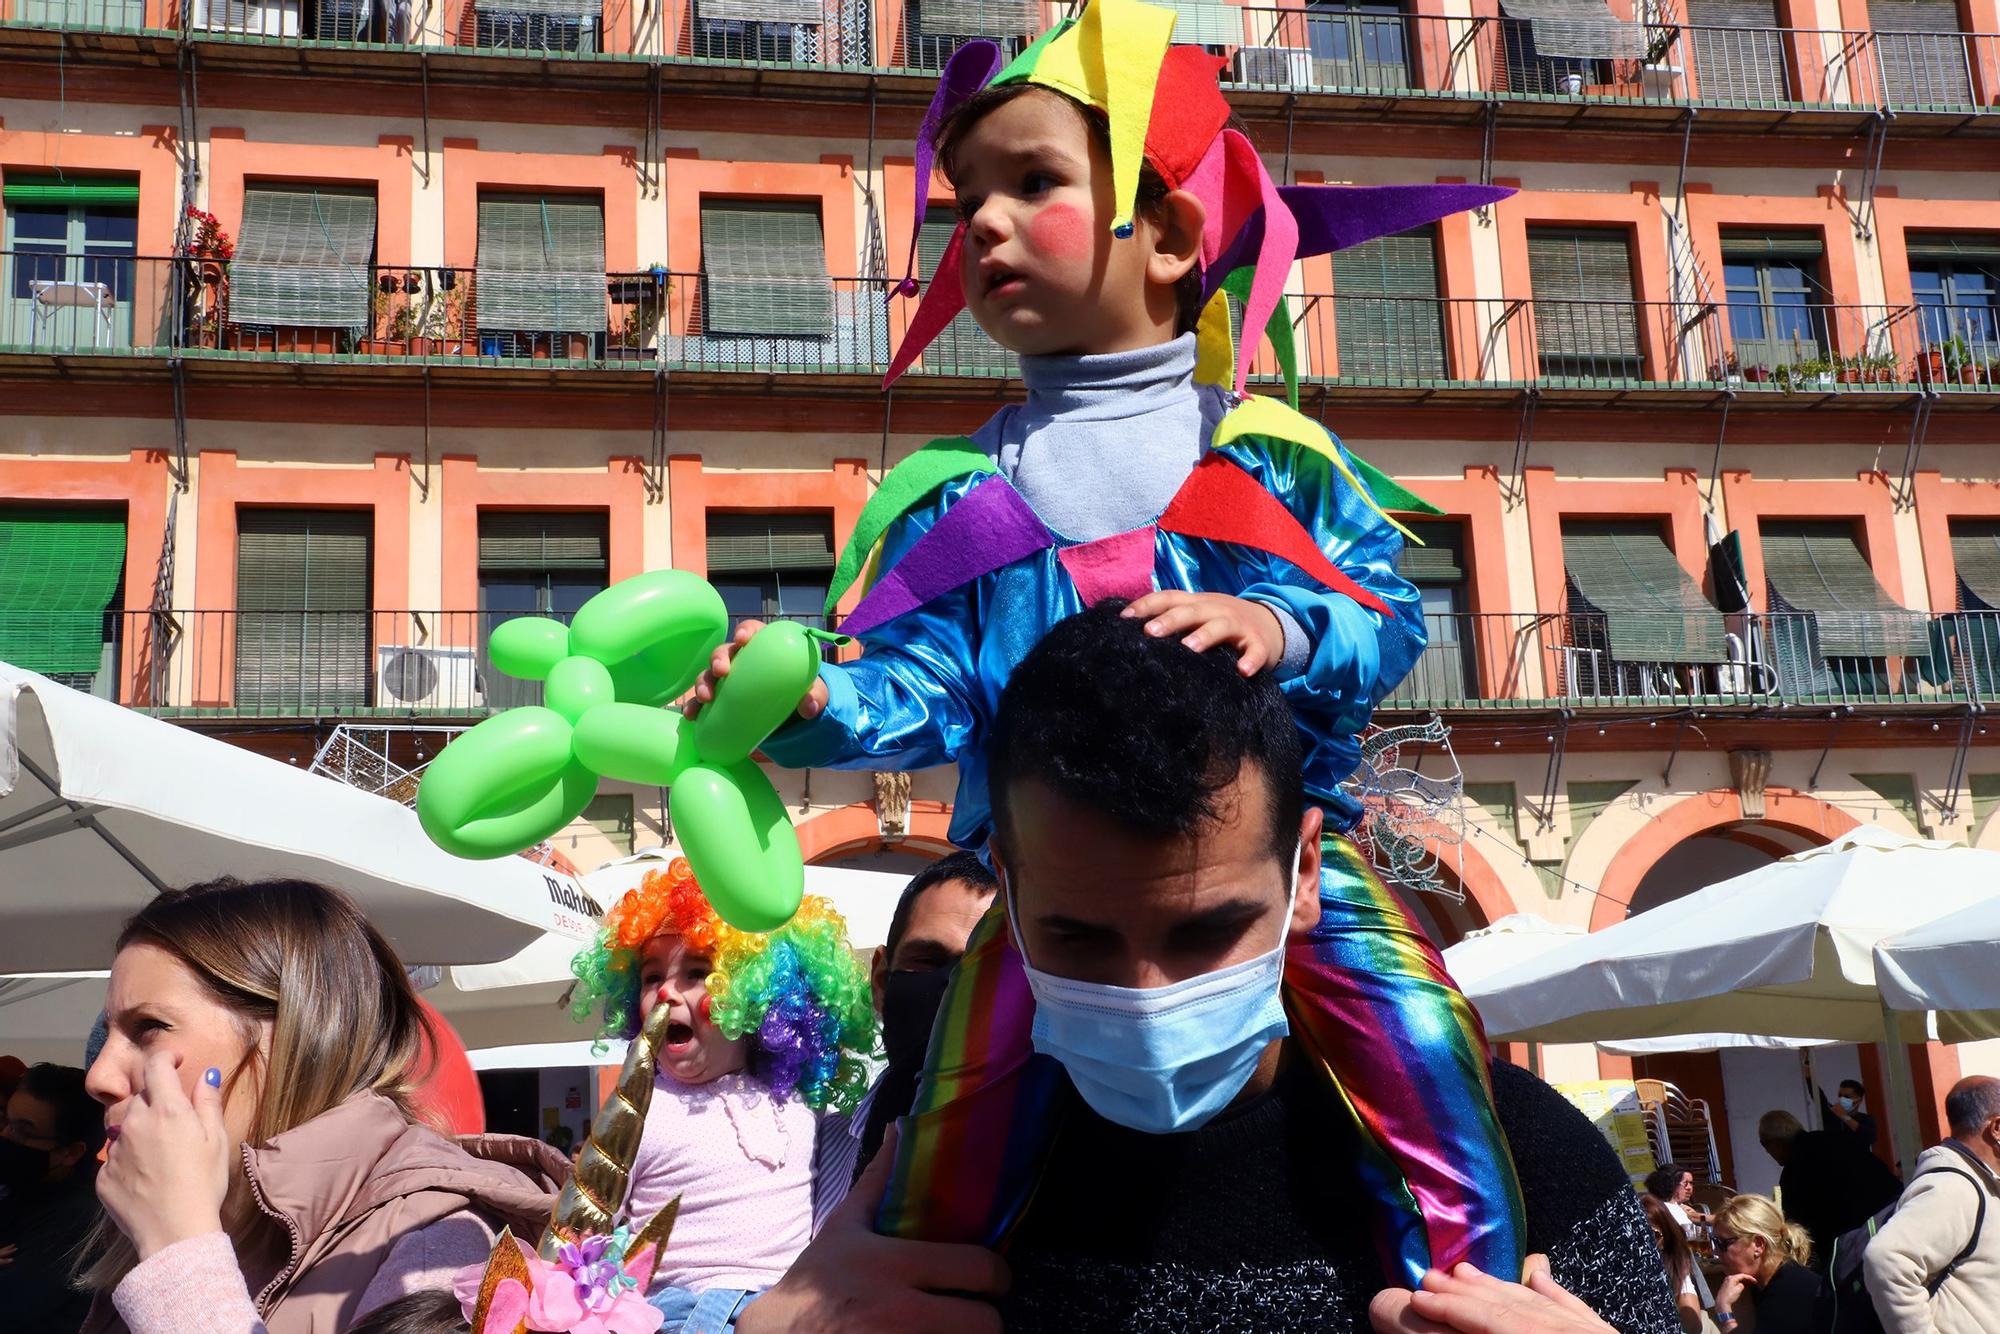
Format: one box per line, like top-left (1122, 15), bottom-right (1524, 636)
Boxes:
top-left (1382, 609), bottom-right (2000, 712)
top-left (7, 255), bottom-right (1994, 405)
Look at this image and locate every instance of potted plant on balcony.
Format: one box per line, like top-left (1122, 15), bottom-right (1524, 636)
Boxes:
top-left (355, 284), bottom-right (411, 356)
top-left (1865, 352), bottom-right (1899, 385)
top-left (1712, 351), bottom-right (1742, 386)
top-left (1835, 354), bottom-right (1863, 385)
top-left (1742, 361), bottom-right (1773, 384)
top-left (413, 282), bottom-right (468, 357)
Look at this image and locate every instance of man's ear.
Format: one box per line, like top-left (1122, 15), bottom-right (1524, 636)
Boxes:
top-left (870, 945), bottom-right (888, 1015)
top-left (1146, 188), bottom-right (1206, 287)
top-left (1288, 807), bottom-right (1324, 940)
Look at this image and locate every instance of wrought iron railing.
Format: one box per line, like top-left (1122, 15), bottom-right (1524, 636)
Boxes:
top-left (20, 605), bottom-right (1990, 716)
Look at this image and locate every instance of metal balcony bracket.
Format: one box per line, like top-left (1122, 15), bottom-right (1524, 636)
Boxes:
top-left (1704, 387), bottom-right (1732, 509)
top-left (1478, 101), bottom-right (1499, 208)
top-left (168, 357), bottom-right (192, 492)
top-left (1851, 110), bottom-right (1891, 241)
top-left (1660, 709), bottom-right (1690, 787)
top-left (1931, 710), bottom-right (1977, 824)
top-left (1807, 707), bottom-right (1849, 790)
top-left (1673, 106), bottom-right (1697, 208)
top-left (641, 62), bottom-right (663, 199)
top-left (418, 53), bottom-right (433, 188)
top-left (1891, 391), bottom-right (1934, 512)
top-left (1522, 710), bottom-right (1571, 834)
top-left (1504, 387), bottom-right (1539, 509)
top-left (646, 365), bottom-right (669, 503)
top-left (416, 364), bottom-right (434, 502)
top-left (1282, 94), bottom-right (1299, 185)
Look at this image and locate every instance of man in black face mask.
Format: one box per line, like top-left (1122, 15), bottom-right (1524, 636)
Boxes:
top-left (811, 852), bottom-right (997, 1229)
top-left (0, 1062), bottom-right (105, 1331)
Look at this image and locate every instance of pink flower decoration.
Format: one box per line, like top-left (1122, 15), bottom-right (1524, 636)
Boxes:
top-left (452, 1237), bottom-right (664, 1334)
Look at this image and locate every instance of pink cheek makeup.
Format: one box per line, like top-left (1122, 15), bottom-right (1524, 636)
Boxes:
top-left (1027, 201), bottom-right (1091, 260)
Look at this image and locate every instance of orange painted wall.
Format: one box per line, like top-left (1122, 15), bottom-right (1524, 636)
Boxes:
top-left (437, 456), bottom-right (651, 609)
top-left (1494, 184), bottom-right (1674, 379)
top-left (666, 455), bottom-right (871, 616)
top-left (1522, 467), bottom-right (1709, 618)
top-left (663, 151), bottom-right (859, 295)
top-left (1717, 470), bottom-right (1915, 610)
top-left (206, 129), bottom-right (416, 269)
top-left (1912, 470), bottom-right (2000, 612)
top-left (2, 452), bottom-right (170, 705)
top-left (0, 121), bottom-right (182, 255)
top-left (1684, 184), bottom-right (1870, 363)
top-left (796, 801), bottom-right (955, 864)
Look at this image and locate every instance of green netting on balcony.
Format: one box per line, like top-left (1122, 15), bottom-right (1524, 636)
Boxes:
top-left (699, 200), bottom-right (832, 338)
top-left (1563, 524), bottom-right (1727, 663)
top-left (1952, 521), bottom-right (2000, 612)
top-left (0, 507), bottom-right (125, 675)
top-left (229, 186), bottom-right (376, 330)
top-left (476, 194), bottom-right (606, 334)
top-left (1762, 523), bottom-right (1929, 657)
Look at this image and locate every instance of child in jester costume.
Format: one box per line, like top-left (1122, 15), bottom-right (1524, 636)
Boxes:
top-left (696, 0), bottom-right (1522, 1287)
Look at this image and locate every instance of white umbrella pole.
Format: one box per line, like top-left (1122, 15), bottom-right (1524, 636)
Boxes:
top-left (1877, 1002), bottom-right (1925, 1174)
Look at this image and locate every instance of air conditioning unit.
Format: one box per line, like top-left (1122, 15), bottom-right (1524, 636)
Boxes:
top-left (1233, 46), bottom-right (1314, 88)
top-left (191, 0), bottom-right (300, 32)
top-left (376, 645), bottom-right (482, 711)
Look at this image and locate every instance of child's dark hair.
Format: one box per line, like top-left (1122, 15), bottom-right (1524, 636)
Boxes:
top-left (935, 83), bottom-right (1208, 336)
top-left (345, 1290), bottom-right (469, 1334)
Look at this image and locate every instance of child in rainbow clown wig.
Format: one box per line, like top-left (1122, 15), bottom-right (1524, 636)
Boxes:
top-left (688, 0), bottom-right (1528, 1296)
top-left (568, 860), bottom-right (875, 1331)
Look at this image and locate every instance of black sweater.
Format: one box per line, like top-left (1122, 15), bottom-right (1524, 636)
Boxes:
top-left (997, 1059), bottom-right (1680, 1333)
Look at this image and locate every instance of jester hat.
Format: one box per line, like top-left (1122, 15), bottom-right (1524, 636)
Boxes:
top-left (885, 0), bottom-right (1512, 398)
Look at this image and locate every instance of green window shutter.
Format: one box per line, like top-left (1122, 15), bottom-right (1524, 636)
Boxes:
top-left (1561, 520), bottom-right (1727, 663)
top-left (478, 512), bottom-right (610, 573)
top-left (1761, 521), bottom-right (1928, 657)
top-left (699, 200), bottom-right (834, 338)
top-left (475, 193), bottom-right (607, 334)
top-left (1905, 233), bottom-right (2000, 261)
top-left (1334, 226), bottom-right (1444, 379)
top-left (1527, 227), bottom-right (1638, 361)
top-left (0, 507), bottom-right (125, 676)
top-left (229, 185), bottom-right (377, 330)
top-left (9, 0), bottom-right (146, 28)
top-left (1719, 231), bottom-right (1824, 261)
top-left (918, 0), bottom-right (1039, 38)
top-left (1142, 0), bottom-right (1239, 46)
top-left (916, 207), bottom-right (1012, 373)
top-left (2, 175), bottom-right (140, 206)
top-left (705, 512), bottom-right (836, 573)
top-left (582, 794), bottom-right (635, 857)
top-left (1396, 519), bottom-right (1464, 583)
top-left (1870, 0), bottom-right (1973, 106)
top-left (1950, 519), bottom-right (2000, 611)
top-left (235, 509), bottom-right (372, 712)
top-left (1685, 0), bottom-right (1786, 103)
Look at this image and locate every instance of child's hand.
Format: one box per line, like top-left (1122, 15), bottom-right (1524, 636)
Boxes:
top-left (684, 619), bottom-right (831, 721)
top-left (1122, 592), bottom-right (1286, 676)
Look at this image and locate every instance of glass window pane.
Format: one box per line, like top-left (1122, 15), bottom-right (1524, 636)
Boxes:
top-left (1910, 267), bottom-right (1944, 298)
top-left (480, 580), bottom-right (542, 617)
top-left (10, 250), bottom-right (67, 300)
top-left (82, 209), bottom-right (138, 247)
top-left (1727, 298), bottom-right (1768, 341)
top-left (776, 579), bottom-right (828, 622)
top-left (712, 578), bottom-right (771, 622)
top-left (10, 206), bottom-right (68, 243)
top-left (547, 579), bottom-right (604, 618)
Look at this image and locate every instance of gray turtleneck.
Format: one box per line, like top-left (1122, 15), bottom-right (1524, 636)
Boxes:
top-left (968, 333), bottom-right (1308, 675)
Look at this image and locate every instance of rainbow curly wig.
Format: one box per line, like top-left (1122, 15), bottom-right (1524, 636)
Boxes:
top-left (570, 859), bottom-right (877, 1114)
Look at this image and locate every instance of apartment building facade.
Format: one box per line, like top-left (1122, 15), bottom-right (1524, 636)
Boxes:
top-left (1, 0), bottom-right (1996, 1188)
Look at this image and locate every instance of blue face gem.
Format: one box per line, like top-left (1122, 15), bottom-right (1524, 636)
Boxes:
top-left (1113, 222), bottom-right (1135, 240)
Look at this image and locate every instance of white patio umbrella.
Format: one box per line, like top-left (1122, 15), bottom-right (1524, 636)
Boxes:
top-left (0, 664), bottom-right (595, 971)
top-left (1876, 897), bottom-right (2000, 1043)
top-left (438, 848), bottom-right (914, 1050)
top-left (1471, 826), bottom-right (2000, 1159)
top-left (1445, 914), bottom-right (1829, 1057)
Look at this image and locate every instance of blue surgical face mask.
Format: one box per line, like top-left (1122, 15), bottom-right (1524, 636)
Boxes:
top-left (1005, 848), bottom-right (1298, 1135)
top-left (1837, 1095), bottom-right (1857, 1112)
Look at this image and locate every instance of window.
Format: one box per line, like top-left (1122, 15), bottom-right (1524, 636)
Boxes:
top-left (1155, 0), bottom-right (1242, 50)
top-left (689, 0), bottom-right (829, 62)
top-left (1333, 224), bottom-right (1445, 380)
top-left (475, 192), bottom-right (606, 356)
top-left (1497, 0), bottom-right (1636, 96)
top-left (234, 509), bottom-right (372, 714)
top-left (0, 506), bottom-right (126, 696)
top-left (1526, 227), bottom-right (1641, 380)
top-left (1560, 519), bottom-right (1726, 699)
top-left (1306, 1), bottom-right (1413, 91)
top-left (915, 206), bottom-right (1012, 375)
top-left (1909, 235), bottom-right (1999, 373)
top-left (1948, 519), bottom-right (2000, 692)
top-left (903, 0), bottom-right (1037, 69)
top-left (1760, 520), bottom-right (1926, 698)
top-left (471, 0), bottom-right (600, 53)
top-left (1722, 232), bottom-right (1829, 379)
top-left (1, 175), bottom-right (138, 351)
top-left (1385, 521), bottom-right (1473, 705)
top-left (699, 200), bottom-right (834, 340)
top-left (227, 184), bottom-right (377, 341)
top-left (14, 0), bottom-right (145, 29)
top-left (478, 512), bottom-right (610, 709)
top-left (1869, 0), bottom-right (1973, 108)
top-left (706, 512), bottom-right (836, 633)
top-left (1684, 0), bottom-right (1788, 103)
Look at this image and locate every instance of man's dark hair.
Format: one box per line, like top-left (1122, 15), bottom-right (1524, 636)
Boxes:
top-left (885, 851), bottom-right (999, 963)
top-left (344, 1290), bottom-right (467, 1334)
top-left (1946, 1076), bottom-right (2000, 1137)
top-left (18, 1063), bottom-right (105, 1154)
top-left (990, 600), bottom-right (1305, 864)
top-left (1839, 1079), bottom-right (1865, 1100)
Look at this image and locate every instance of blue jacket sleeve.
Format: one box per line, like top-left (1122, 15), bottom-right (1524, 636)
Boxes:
top-left (759, 477), bottom-right (989, 775)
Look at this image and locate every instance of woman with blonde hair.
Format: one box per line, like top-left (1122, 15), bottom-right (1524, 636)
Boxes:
top-left (77, 877), bottom-right (569, 1334)
top-left (1710, 1193), bottom-right (1833, 1334)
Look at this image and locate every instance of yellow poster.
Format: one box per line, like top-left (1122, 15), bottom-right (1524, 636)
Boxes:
top-left (1555, 1079), bottom-right (1657, 1188)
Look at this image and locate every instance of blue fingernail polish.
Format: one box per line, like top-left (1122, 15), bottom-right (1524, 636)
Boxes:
top-left (204, 1067), bottom-right (221, 1088)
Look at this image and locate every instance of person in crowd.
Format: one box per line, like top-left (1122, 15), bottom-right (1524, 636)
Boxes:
top-left (1639, 1192), bottom-right (1714, 1334)
top-left (1862, 1074), bottom-right (2000, 1334)
top-left (0, 1063), bottom-right (107, 1330)
top-left (567, 858), bottom-right (876, 1331)
top-left (0, 1054), bottom-right (26, 1106)
top-left (1760, 1107), bottom-right (1904, 1268)
top-left (735, 604), bottom-right (1680, 1333)
top-left (1710, 1193), bottom-right (1831, 1334)
top-left (76, 877), bottom-right (569, 1334)
top-left (811, 851), bottom-right (998, 1227)
top-left (1646, 1164), bottom-right (1712, 1242)
top-left (1823, 1078), bottom-right (1881, 1152)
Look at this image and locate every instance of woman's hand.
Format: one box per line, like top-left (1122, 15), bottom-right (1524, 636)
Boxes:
top-left (684, 619), bottom-right (830, 721)
top-left (96, 1052), bottom-right (232, 1261)
top-left (1121, 592), bottom-right (1286, 676)
top-left (1713, 1271), bottom-right (1755, 1314)
top-left (1369, 1258), bottom-right (1617, 1333)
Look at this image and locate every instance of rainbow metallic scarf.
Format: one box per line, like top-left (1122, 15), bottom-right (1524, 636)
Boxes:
top-left (877, 833), bottom-right (1528, 1286)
